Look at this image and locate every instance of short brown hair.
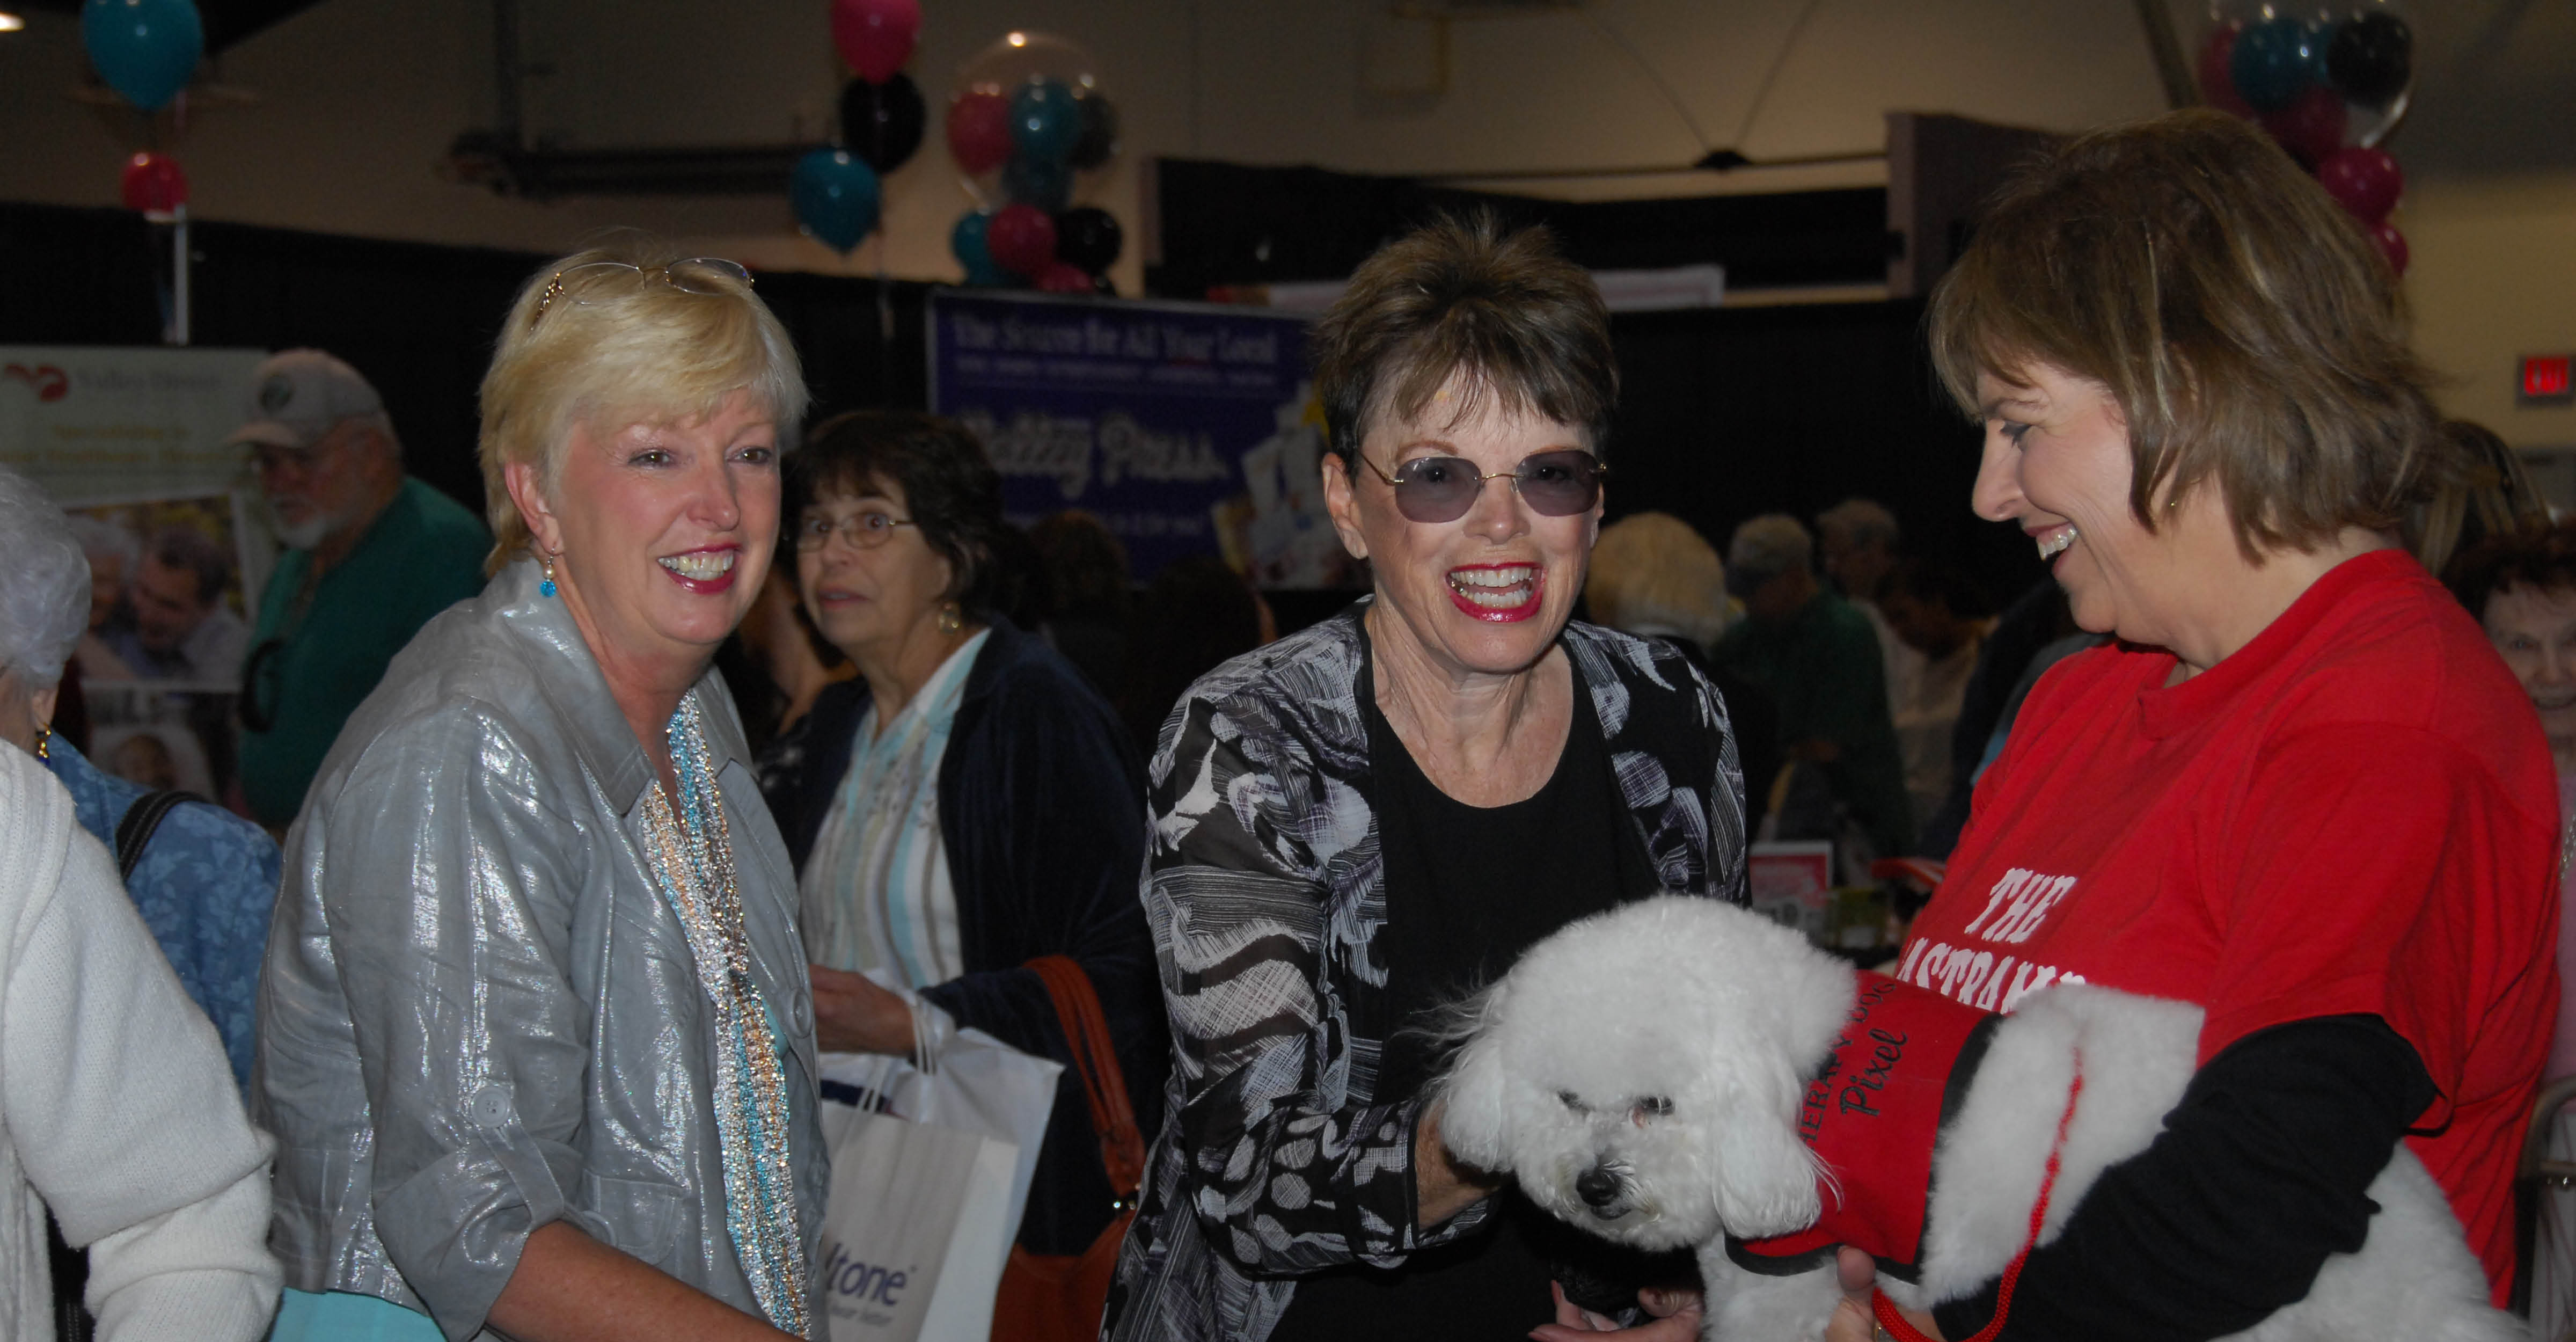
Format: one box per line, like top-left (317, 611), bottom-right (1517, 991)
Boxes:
top-left (786, 411), bottom-right (1011, 615)
top-left (2449, 520), bottom-right (2576, 619)
top-left (1310, 213), bottom-right (1616, 469)
top-left (1928, 109), bottom-right (2441, 560)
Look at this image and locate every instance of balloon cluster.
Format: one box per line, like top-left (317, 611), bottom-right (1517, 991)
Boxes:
top-left (945, 33), bottom-right (1124, 293)
top-left (83, 0), bottom-right (203, 215)
top-left (2196, 1), bottom-right (2414, 274)
top-left (793, 0), bottom-right (925, 256)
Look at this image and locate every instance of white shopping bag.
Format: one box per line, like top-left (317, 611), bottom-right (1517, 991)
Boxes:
top-left (816, 978), bottom-right (1062, 1342)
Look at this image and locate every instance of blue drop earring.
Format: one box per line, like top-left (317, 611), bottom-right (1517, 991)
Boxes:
top-left (539, 549), bottom-right (559, 599)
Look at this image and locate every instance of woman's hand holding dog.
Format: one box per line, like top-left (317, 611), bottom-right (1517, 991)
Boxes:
top-left (1529, 1281), bottom-right (1703, 1341)
top-left (1415, 1102), bottom-right (1503, 1227)
top-left (1826, 1246), bottom-right (1943, 1342)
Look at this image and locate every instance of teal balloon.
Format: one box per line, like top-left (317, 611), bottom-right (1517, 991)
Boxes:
top-left (951, 210), bottom-right (1012, 286)
top-left (82, 0), bottom-right (204, 113)
top-left (1002, 155), bottom-right (1072, 213)
top-left (2229, 17), bottom-right (2323, 113)
top-left (791, 148), bottom-right (880, 253)
top-left (1008, 78), bottom-right (1082, 164)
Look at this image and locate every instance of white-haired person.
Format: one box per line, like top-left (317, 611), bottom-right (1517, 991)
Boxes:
top-left (0, 475), bottom-right (279, 1340)
top-left (257, 243), bottom-right (826, 1341)
top-left (1831, 110), bottom-right (2555, 1341)
top-left (1106, 217), bottom-right (1747, 1342)
top-left (1585, 510), bottom-right (1782, 830)
top-left (0, 466), bottom-right (279, 1091)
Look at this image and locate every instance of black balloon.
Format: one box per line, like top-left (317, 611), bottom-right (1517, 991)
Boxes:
top-left (838, 73), bottom-right (925, 173)
top-left (2326, 12), bottom-right (2411, 110)
top-left (1053, 206), bottom-right (1123, 273)
top-left (1067, 93), bottom-right (1119, 171)
top-left (1090, 272), bottom-right (1117, 297)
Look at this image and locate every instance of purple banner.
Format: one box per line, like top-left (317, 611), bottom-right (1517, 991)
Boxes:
top-left (927, 290), bottom-right (1359, 587)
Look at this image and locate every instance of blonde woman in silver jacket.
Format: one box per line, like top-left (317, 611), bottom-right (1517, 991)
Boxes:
top-left (256, 242), bottom-right (826, 1341)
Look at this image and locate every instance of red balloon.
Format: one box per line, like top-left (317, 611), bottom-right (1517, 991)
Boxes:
top-left (2260, 84), bottom-right (2348, 169)
top-left (946, 91), bottom-right (1013, 175)
top-left (2196, 23), bottom-right (2256, 119)
top-left (119, 151), bottom-right (188, 213)
top-left (2369, 221), bottom-right (2409, 276)
top-left (2317, 147), bottom-right (2403, 223)
top-left (831, 0), bottom-right (920, 84)
top-left (985, 204), bottom-right (1058, 276)
top-left (1035, 261), bottom-right (1093, 294)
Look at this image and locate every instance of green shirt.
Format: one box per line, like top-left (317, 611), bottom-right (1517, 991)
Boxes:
top-left (238, 477), bottom-right (489, 826)
top-left (1715, 587), bottom-right (1916, 856)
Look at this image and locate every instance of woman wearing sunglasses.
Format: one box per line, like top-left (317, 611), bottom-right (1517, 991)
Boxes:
top-left (761, 410), bottom-right (1162, 1286)
top-left (1106, 216), bottom-right (1748, 1342)
top-left (257, 242), bottom-right (826, 1341)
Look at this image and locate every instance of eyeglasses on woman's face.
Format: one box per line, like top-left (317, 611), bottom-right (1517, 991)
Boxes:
top-left (795, 506), bottom-right (919, 552)
top-left (528, 257), bottom-right (753, 326)
top-left (1356, 448), bottom-right (1607, 525)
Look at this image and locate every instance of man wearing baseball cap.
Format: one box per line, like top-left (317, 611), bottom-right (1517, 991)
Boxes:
top-left (229, 349), bottom-right (487, 829)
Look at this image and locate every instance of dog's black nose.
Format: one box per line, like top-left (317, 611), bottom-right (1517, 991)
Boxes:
top-left (1576, 1166), bottom-right (1622, 1209)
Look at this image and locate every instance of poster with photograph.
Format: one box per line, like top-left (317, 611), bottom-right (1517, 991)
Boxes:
top-left (60, 491), bottom-right (261, 807)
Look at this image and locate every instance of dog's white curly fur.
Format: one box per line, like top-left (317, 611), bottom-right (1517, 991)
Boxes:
top-left (1435, 896), bottom-right (2519, 1342)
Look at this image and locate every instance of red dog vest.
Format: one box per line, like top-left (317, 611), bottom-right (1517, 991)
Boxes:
top-left (1725, 972), bottom-right (2000, 1283)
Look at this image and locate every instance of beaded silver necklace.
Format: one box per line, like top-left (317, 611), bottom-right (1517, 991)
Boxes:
top-left (639, 698), bottom-right (808, 1333)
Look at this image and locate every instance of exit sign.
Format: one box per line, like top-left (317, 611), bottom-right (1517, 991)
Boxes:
top-left (2526, 355), bottom-right (2575, 405)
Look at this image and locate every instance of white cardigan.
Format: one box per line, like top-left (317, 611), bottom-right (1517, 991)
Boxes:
top-left (0, 745), bottom-right (278, 1340)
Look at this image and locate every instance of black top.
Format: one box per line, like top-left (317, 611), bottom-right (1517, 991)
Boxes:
top-left (1271, 639), bottom-right (1679, 1340)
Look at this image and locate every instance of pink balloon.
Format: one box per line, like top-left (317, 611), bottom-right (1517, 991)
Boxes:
top-left (2260, 84), bottom-right (2348, 169)
top-left (2369, 221), bottom-right (2409, 276)
top-left (831, 0), bottom-right (921, 84)
top-left (1035, 261), bottom-right (1093, 294)
top-left (2317, 147), bottom-right (2403, 224)
top-left (2195, 23), bottom-right (2256, 120)
top-left (946, 91), bottom-right (1013, 175)
top-left (985, 204), bottom-right (1058, 276)
top-left (119, 151), bottom-right (188, 213)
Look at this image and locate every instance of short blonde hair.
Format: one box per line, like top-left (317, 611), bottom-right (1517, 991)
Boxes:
top-left (477, 238), bottom-right (808, 573)
top-left (1929, 110), bottom-right (2439, 561)
top-left (1587, 512), bottom-right (1729, 650)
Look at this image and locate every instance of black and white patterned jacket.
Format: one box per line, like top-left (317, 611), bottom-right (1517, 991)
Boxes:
top-left (1104, 603), bottom-right (1750, 1342)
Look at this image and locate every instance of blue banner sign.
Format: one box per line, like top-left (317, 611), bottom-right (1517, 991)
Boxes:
top-left (927, 291), bottom-right (1358, 587)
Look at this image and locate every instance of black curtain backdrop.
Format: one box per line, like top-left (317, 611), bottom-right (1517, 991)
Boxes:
top-left (1, 201), bottom-right (2038, 607)
top-left (1145, 158), bottom-right (1891, 298)
top-left (1604, 299), bottom-right (2040, 614)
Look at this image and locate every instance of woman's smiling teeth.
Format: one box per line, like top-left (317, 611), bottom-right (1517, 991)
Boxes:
top-left (1449, 565), bottom-right (1536, 610)
top-left (659, 550), bottom-right (736, 581)
top-left (2037, 524), bottom-right (2079, 561)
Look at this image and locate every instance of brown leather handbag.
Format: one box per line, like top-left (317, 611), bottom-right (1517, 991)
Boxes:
top-left (990, 955), bottom-right (1146, 1342)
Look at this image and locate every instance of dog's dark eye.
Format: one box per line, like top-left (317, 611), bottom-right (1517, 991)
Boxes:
top-left (1556, 1090), bottom-right (1590, 1114)
top-left (1635, 1096), bottom-right (1674, 1119)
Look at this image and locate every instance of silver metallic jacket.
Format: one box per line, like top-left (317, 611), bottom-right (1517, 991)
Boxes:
top-left (254, 559), bottom-right (827, 1341)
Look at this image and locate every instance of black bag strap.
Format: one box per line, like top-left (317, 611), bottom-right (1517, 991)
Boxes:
top-left (113, 790), bottom-right (199, 881)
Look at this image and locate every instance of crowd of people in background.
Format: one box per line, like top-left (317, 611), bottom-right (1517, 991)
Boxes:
top-left (0, 104), bottom-right (2568, 1342)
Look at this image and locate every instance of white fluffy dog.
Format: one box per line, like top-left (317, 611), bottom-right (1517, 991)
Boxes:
top-left (1436, 896), bottom-right (2517, 1342)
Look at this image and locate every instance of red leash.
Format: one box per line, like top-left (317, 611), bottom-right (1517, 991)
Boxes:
top-left (1871, 1059), bottom-right (2086, 1342)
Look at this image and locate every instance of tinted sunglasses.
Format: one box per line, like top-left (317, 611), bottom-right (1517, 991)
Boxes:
top-left (1355, 449), bottom-right (1607, 524)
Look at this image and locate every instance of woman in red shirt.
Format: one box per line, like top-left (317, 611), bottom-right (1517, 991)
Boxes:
top-left (1832, 110), bottom-right (2559, 1342)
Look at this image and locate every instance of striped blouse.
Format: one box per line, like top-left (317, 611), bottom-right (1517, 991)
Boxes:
top-left (797, 629), bottom-right (991, 987)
